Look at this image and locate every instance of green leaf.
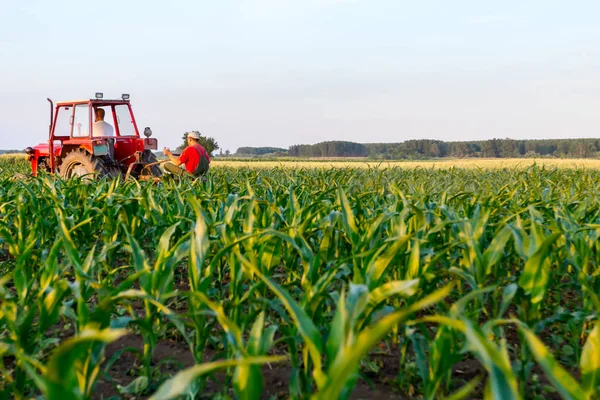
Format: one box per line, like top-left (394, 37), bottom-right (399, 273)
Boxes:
top-left (412, 316), bottom-right (521, 400)
top-left (187, 291), bottom-right (243, 351)
top-left (338, 188), bottom-right (359, 246)
top-left (580, 324), bottom-right (600, 395)
top-left (440, 375), bottom-right (483, 400)
top-left (518, 232), bottom-right (561, 304)
top-left (358, 279), bottom-right (419, 328)
top-left (449, 286), bottom-right (496, 319)
top-left (123, 229), bottom-right (152, 291)
top-left (55, 208), bottom-right (83, 273)
top-left (462, 319), bottom-right (520, 400)
top-left (497, 283), bottom-right (518, 318)
top-left (259, 237), bottom-right (282, 272)
top-left (43, 328), bottom-right (127, 399)
top-left (247, 311), bottom-right (266, 356)
top-left (366, 234), bottom-right (411, 289)
top-left (317, 284), bottom-right (453, 399)
top-left (118, 376), bottom-right (149, 395)
top-left (519, 324), bottom-right (586, 400)
top-left (507, 220), bottom-right (530, 260)
top-left (189, 197), bottom-right (210, 290)
top-left (239, 254), bottom-right (325, 386)
top-left (326, 289), bottom-right (347, 366)
top-left (482, 226), bottom-right (511, 275)
top-left (149, 356), bottom-right (285, 400)
top-left (406, 239), bottom-right (420, 279)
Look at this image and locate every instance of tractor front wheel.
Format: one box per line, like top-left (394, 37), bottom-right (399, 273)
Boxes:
top-left (38, 157), bottom-right (50, 172)
top-left (59, 150), bottom-right (109, 179)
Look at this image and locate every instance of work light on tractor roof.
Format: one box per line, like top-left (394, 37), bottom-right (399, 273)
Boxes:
top-left (26, 93), bottom-right (163, 180)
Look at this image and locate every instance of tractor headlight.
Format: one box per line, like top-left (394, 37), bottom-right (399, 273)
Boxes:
top-left (144, 127), bottom-right (152, 137)
top-left (25, 147), bottom-right (34, 155)
top-left (122, 93), bottom-right (130, 100)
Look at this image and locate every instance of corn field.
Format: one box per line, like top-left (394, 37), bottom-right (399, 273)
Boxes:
top-left (1, 157), bottom-right (599, 400)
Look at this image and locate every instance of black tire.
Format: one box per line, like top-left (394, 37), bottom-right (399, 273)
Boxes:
top-left (104, 166), bottom-right (123, 179)
top-left (38, 158), bottom-right (50, 172)
top-left (142, 150), bottom-right (163, 177)
top-left (59, 150), bottom-right (111, 180)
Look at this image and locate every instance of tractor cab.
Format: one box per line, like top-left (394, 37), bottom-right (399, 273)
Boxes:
top-left (26, 93), bottom-right (161, 179)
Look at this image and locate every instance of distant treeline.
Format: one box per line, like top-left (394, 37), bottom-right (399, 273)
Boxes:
top-left (235, 147), bottom-right (288, 156)
top-left (269, 138), bottom-right (600, 159)
top-left (289, 141), bottom-right (368, 157)
top-left (0, 150), bottom-right (24, 155)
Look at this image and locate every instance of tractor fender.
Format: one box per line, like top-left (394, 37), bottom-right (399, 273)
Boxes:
top-left (32, 143), bottom-right (61, 157)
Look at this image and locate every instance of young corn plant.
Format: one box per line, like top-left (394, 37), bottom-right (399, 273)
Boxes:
top-left (3, 159), bottom-right (600, 399)
top-left (123, 223), bottom-right (189, 383)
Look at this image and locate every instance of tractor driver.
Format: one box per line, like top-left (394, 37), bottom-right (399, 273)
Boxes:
top-left (162, 131), bottom-right (210, 177)
top-left (92, 108), bottom-right (114, 137)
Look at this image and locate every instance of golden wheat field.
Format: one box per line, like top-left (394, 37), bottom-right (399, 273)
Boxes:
top-left (6, 152), bottom-right (600, 169)
top-left (0, 153), bottom-right (27, 160)
top-left (212, 157), bottom-right (600, 169)
top-left (6, 153), bottom-right (600, 170)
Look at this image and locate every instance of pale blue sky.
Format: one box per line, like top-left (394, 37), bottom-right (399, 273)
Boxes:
top-left (1, 0), bottom-right (599, 153)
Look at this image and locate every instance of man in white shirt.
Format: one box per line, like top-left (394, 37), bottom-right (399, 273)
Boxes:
top-left (92, 108), bottom-right (114, 137)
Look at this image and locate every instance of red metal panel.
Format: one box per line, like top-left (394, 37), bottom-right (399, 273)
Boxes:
top-left (31, 160), bottom-right (38, 176)
top-left (89, 101), bottom-right (93, 139)
top-left (33, 143), bottom-right (62, 157)
top-left (144, 138), bottom-right (158, 150)
top-left (113, 138), bottom-right (139, 165)
top-left (109, 104), bottom-right (119, 136)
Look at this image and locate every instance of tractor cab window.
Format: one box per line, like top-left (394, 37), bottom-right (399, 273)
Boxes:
top-left (53, 106), bottom-right (72, 138)
top-left (72, 104), bottom-right (90, 137)
top-left (92, 106), bottom-right (115, 137)
top-left (114, 105), bottom-right (136, 136)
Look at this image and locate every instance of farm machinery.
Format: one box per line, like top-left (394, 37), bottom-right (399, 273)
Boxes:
top-left (25, 93), bottom-right (163, 179)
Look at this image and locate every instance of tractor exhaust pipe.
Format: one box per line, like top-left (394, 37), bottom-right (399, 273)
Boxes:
top-left (47, 98), bottom-right (55, 172)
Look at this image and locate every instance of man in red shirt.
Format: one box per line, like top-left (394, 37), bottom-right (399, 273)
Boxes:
top-left (162, 131), bottom-right (211, 177)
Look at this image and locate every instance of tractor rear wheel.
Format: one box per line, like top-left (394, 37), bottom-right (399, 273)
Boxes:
top-left (142, 150), bottom-right (163, 177)
top-left (59, 150), bottom-right (112, 179)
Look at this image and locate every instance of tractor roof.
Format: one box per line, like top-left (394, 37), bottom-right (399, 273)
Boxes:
top-left (56, 99), bottom-right (131, 106)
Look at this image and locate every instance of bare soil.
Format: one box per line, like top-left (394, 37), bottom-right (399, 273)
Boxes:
top-left (94, 334), bottom-right (484, 400)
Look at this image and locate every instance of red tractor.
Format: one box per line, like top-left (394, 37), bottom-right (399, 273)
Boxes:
top-left (26, 93), bottom-right (162, 179)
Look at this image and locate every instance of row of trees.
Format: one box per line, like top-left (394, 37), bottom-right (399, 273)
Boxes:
top-left (172, 133), bottom-right (600, 160)
top-left (365, 138), bottom-right (600, 159)
top-left (288, 141), bottom-right (368, 157)
top-left (235, 147), bottom-right (287, 156)
top-left (279, 138), bottom-right (600, 159)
